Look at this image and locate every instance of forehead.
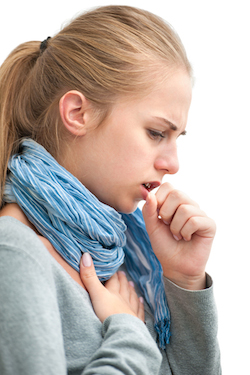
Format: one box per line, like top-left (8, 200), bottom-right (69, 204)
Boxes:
top-left (133, 69), bottom-right (192, 127)
top-left (98, 69), bottom-right (192, 132)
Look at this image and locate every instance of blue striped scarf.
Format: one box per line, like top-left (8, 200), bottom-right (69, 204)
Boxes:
top-left (3, 138), bottom-right (171, 348)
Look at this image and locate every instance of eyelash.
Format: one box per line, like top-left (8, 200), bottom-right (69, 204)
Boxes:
top-left (148, 129), bottom-right (166, 140)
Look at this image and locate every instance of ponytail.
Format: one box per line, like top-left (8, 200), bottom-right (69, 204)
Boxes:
top-left (0, 42), bottom-right (40, 207)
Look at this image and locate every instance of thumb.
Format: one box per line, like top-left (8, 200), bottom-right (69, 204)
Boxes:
top-left (80, 253), bottom-right (103, 296)
top-left (142, 192), bottom-right (159, 235)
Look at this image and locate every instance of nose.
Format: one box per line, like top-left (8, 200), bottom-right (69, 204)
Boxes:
top-left (154, 142), bottom-right (179, 175)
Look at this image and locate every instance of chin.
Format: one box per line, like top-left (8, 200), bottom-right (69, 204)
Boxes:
top-left (103, 195), bottom-right (141, 215)
top-left (117, 200), bottom-right (141, 215)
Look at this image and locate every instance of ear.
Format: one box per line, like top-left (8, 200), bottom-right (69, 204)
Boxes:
top-left (59, 90), bottom-right (91, 136)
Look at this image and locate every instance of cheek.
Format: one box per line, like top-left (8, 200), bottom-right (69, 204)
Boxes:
top-left (103, 128), bottom-right (151, 177)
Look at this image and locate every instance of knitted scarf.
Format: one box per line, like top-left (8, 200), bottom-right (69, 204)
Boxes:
top-left (3, 139), bottom-right (171, 348)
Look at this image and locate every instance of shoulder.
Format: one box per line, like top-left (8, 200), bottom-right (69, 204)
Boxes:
top-left (0, 217), bottom-right (69, 373)
top-left (0, 215), bottom-right (87, 300)
top-left (0, 215), bottom-right (52, 262)
top-left (0, 215), bottom-right (41, 247)
top-left (0, 215), bottom-right (47, 258)
top-left (0, 216), bottom-right (64, 331)
top-left (0, 216), bottom-right (57, 293)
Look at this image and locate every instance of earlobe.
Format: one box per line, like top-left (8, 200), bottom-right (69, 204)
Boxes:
top-left (59, 90), bottom-right (89, 136)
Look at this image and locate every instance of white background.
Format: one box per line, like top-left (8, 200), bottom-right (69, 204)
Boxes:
top-left (1, 1), bottom-right (249, 373)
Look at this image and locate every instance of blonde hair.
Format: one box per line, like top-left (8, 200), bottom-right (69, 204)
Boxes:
top-left (0, 5), bottom-right (192, 207)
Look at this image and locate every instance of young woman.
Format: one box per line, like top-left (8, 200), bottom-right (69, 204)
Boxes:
top-left (0, 5), bottom-right (221, 374)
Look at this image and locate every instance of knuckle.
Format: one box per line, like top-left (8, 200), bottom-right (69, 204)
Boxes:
top-left (159, 209), bottom-right (170, 223)
top-left (82, 270), bottom-right (97, 280)
top-left (160, 182), bottom-right (174, 190)
top-left (178, 203), bottom-right (190, 217)
top-left (169, 189), bottom-right (183, 201)
top-left (188, 216), bottom-right (199, 227)
top-left (169, 221), bottom-right (179, 235)
top-left (193, 200), bottom-right (200, 208)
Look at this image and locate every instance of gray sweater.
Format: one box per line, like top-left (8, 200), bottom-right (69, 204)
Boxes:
top-left (0, 217), bottom-right (221, 374)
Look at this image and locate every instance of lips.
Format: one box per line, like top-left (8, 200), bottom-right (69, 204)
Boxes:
top-left (142, 182), bottom-right (160, 191)
top-left (141, 181), bottom-right (161, 200)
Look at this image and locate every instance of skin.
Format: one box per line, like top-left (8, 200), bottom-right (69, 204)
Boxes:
top-left (0, 68), bottom-right (216, 323)
top-left (58, 69), bottom-right (191, 214)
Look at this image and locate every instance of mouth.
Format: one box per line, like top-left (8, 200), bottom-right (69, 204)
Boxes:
top-left (141, 181), bottom-right (161, 200)
top-left (142, 182), bottom-right (160, 192)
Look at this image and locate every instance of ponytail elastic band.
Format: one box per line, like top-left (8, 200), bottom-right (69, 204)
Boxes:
top-left (40, 37), bottom-right (51, 54)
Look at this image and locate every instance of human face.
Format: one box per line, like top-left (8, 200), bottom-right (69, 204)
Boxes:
top-left (75, 69), bottom-right (192, 213)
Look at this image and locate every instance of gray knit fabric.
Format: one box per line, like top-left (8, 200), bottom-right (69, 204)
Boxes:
top-left (0, 217), bottom-right (221, 374)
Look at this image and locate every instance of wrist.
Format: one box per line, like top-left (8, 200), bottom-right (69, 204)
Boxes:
top-left (163, 271), bottom-right (207, 290)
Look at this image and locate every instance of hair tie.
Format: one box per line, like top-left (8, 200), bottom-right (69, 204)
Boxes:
top-left (40, 37), bottom-right (51, 54)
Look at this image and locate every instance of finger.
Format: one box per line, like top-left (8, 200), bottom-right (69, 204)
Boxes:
top-left (169, 204), bottom-right (206, 241)
top-left (104, 272), bottom-right (120, 293)
top-left (80, 253), bottom-right (104, 296)
top-left (155, 182), bottom-right (174, 209)
top-left (117, 271), bottom-right (130, 301)
top-left (128, 281), bottom-right (138, 310)
top-left (158, 189), bottom-right (198, 226)
top-left (181, 216), bottom-right (216, 241)
top-left (142, 192), bottom-right (175, 248)
top-left (128, 282), bottom-right (145, 323)
top-left (142, 192), bottom-right (159, 236)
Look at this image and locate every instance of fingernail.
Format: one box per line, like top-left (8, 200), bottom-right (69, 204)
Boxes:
top-left (163, 220), bottom-right (170, 225)
top-left (118, 270), bottom-right (126, 278)
top-left (129, 281), bottom-right (135, 288)
top-left (139, 297), bottom-right (144, 304)
top-left (82, 252), bottom-right (92, 267)
top-left (173, 235), bottom-right (181, 241)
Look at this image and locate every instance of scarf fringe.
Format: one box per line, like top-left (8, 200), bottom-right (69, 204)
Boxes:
top-left (155, 318), bottom-right (171, 350)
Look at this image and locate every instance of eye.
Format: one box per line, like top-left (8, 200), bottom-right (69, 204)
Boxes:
top-left (147, 129), bottom-right (166, 141)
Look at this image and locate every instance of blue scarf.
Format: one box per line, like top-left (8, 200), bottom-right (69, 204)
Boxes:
top-left (4, 139), bottom-right (171, 348)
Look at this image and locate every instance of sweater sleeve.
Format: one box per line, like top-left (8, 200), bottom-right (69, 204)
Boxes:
top-left (83, 314), bottom-right (162, 375)
top-left (163, 275), bottom-right (222, 374)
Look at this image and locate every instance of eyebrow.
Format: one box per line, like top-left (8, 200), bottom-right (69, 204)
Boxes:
top-left (154, 117), bottom-right (187, 136)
